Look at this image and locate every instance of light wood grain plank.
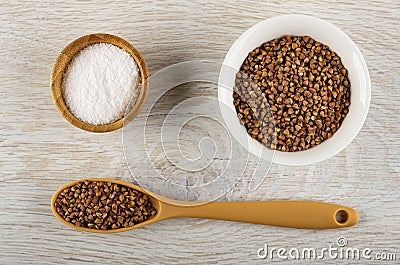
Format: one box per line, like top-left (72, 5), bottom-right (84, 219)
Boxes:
top-left (0, 0), bottom-right (399, 264)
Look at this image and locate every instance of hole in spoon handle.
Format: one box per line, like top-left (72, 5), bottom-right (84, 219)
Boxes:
top-left (335, 209), bottom-right (348, 224)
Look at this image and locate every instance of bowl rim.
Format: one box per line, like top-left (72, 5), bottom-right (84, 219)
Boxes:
top-left (218, 14), bottom-right (371, 166)
top-left (50, 33), bottom-right (149, 133)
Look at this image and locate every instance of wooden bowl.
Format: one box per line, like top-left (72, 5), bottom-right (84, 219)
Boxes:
top-left (50, 33), bottom-right (149, 133)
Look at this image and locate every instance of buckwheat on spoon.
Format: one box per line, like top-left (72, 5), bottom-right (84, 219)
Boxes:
top-left (53, 180), bottom-right (157, 230)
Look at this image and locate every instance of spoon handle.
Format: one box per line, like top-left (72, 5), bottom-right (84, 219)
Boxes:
top-left (164, 201), bottom-right (358, 229)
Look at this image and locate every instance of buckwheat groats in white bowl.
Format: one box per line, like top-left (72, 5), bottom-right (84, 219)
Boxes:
top-left (218, 15), bottom-right (371, 166)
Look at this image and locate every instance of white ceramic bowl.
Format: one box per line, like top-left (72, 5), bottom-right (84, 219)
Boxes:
top-left (218, 14), bottom-right (371, 166)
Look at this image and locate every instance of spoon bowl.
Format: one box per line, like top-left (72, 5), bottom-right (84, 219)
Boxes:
top-left (51, 178), bottom-right (359, 233)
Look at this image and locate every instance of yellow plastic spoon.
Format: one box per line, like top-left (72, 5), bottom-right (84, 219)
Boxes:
top-left (51, 178), bottom-right (359, 233)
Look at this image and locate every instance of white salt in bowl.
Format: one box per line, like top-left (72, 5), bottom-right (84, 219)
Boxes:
top-left (51, 33), bottom-right (149, 133)
top-left (218, 14), bottom-right (371, 166)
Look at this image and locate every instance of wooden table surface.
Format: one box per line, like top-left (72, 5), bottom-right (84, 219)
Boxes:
top-left (1, 0), bottom-right (399, 264)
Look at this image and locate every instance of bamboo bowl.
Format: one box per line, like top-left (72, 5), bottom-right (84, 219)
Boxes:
top-left (50, 33), bottom-right (149, 133)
